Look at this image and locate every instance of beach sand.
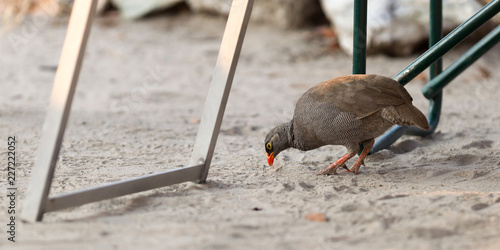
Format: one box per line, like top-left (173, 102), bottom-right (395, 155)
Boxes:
top-left (1, 12), bottom-right (499, 249)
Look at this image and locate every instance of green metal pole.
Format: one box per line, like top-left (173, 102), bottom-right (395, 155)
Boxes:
top-left (424, 0), bottom-right (443, 135)
top-left (394, 0), bottom-right (500, 85)
top-left (429, 0), bottom-right (443, 77)
top-left (353, 0), bottom-right (368, 154)
top-left (353, 0), bottom-right (368, 74)
top-left (422, 25), bottom-right (500, 99)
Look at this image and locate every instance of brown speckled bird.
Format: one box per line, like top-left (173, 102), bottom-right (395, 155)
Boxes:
top-left (264, 74), bottom-right (429, 175)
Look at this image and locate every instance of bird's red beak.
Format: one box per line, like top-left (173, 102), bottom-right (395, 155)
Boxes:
top-left (267, 152), bottom-right (274, 166)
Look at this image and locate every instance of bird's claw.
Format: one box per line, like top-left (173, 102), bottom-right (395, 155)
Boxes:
top-left (315, 163), bottom-right (349, 175)
top-left (345, 167), bottom-right (359, 175)
top-left (345, 164), bottom-right (361, 175)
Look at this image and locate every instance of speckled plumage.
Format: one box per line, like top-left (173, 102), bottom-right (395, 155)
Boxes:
top-left (265, 74), bottom-right (429, 175)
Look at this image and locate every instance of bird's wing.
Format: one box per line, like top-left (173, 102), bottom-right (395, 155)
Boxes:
top-left (306, 74), bottom-right (412, 119)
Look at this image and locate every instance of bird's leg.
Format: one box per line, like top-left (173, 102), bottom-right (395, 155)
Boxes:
top-left (316, 152), bottom-right (356, 175)
top-left (347, 139), bottom-right (374, 175)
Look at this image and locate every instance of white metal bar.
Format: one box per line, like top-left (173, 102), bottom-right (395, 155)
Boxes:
top-left (22, 0), bottom-right (254, 222)
top-left (45, 164), bottom-right (204, 212)
top-left (20, 0), bottom-right (98, 222)
top-left (189, 0), bottom-right (254, 182)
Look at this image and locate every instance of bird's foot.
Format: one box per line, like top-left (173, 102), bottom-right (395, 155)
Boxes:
top-left (315, 152), bottom-right (356, 175)
top-left (345, 164), bottom-right (361, 175)
top-left (315, 163), bottom-right (349, 175)
top-left (345, 139), bottom-right (374, 175)
top-left (345, 160), bottom-right (365, 174)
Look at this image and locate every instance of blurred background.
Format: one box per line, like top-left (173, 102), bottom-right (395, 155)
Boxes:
top-left (1, 0), bottom-right (498, 56)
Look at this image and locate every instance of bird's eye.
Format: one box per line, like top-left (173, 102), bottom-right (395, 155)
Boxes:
top-left (266, 142), bottom-right (272, 150)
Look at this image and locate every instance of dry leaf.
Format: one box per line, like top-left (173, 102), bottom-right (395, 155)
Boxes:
top-left (319, 26), bottom-right (336, 38)
top-left (305, 213), bottom-right (327, 222)
top-left (415, 72), bottom-right (428, 83)
top-left (477, 65), bottom-right (491, 79)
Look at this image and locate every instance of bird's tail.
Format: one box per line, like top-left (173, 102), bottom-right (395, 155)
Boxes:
top-left (396, 105), bottom-right (430, 130)
top-left (381, 105), bottom-right (430, 130)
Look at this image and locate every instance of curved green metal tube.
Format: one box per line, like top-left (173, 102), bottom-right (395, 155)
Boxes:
top-left (372, 0), bottom-right (444, 152)
top-left (395, 0), bottom-right (499, 86)
top-left (371, 0), bottom-right (500, 153)
top-left (422, 25), bottom-right (500, 99)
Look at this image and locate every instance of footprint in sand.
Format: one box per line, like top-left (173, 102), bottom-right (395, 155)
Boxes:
top-left (471, 203), bottom-right (489, 211)
top-left (461, 140), bottom-right (494, 149)
top-left (445, 154), bottom-right (481, 166)
top-left (389, 139), bottom-right (423, 154)
top-left (411, 227), bottom-right (455, 239)
top-left (299, 181), bottom-right (315, 190)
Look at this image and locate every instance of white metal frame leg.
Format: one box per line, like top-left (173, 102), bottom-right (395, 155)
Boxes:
top-left (21, 0), bottom-right (254, 222)
top-left (21, 0), bottom-right (98, 222)
top-left (190, 0), bottom-right (253, 182)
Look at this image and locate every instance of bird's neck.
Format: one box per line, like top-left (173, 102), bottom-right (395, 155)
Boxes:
top-left (284, 120), bottom-right (294, 149)
top-left (287, 119), bottom-right (313, 151)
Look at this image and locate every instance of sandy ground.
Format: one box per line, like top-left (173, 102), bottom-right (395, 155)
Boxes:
top-left (1, 11), bottom-right (500, 250)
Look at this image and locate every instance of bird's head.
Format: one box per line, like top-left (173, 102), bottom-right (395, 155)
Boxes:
top-left (264, 123), bottom-right (291, 166)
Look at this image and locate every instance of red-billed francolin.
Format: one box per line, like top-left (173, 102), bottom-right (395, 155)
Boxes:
top-left (264, 74), bottom-right (429, 175)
